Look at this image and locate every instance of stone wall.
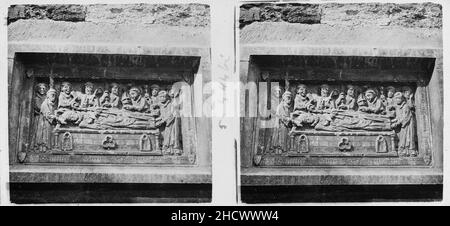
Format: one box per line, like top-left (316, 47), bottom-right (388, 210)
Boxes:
top-left (240, 2), bottom-right (442, 29)
top-left (8, 4), bottom-right (210, 27)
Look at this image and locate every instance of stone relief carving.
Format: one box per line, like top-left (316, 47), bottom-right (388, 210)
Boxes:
top-left (102, 135), bottom-right (117, 150)
top-left (266, 82), bottom-right (418, 158)
top-left (30, 79), bottom-right (186, 156)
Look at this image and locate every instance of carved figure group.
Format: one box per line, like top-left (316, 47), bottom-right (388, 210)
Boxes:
top-left (272, 83), bottom-right (418, 157)
top-left (32, 81), bottom-right (184, 155)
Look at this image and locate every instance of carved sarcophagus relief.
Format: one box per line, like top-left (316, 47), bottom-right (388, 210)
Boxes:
top-left (12, 53), bottom-right (200, 165)
top-left (244, 55), bottom-right (436, 167)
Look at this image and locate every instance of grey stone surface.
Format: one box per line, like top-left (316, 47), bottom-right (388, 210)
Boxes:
top-left (8, 5), bottom-right (87, 24)
top-left (240, 23), bottom-right (441, 48)
top-left (10, 165), bottom-right (212, 183)
top-left (239, 2), bottom-right (441, 28)
top-left (8, 20), bottom-right (210, 48)
top-left (240, 4), bottom-right (321, 27)
top-left (8, 4), bottom-right (210, 27)
top-left (241, 168), bottom-right (443, 185)
top-left (86, 4), bottom-right (210, 27)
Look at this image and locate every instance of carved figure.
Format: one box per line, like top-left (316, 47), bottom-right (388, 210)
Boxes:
top-left (391, 91), bottom-right (417, 157)
top-left (79, 82), bottom-right (100, 108)
top-left (58, 82), bottom-right (77, 109)
top-left (356, 93), bottom-right (368, 111)
top-left (31, 83), bottom-right (48, 149)
top-left (149, 84), bottom-right (161, 106)
top-left (386, 86), bottom-right (396, 106)
top-left (100, 83), bottom-right (121, 108)
top-left (294, 84), bottom-right (312, 111)
top-left (34, 83), bottom-right (48, 115)
top-left (271, 91), bottom-right (293, 154)
top-left (99, 90), bottom-right (112, 108)
top-left (314, 84), bottom-right (336, 110)
top-left (336, 85), bottom-right (356, 111)
top-left (35, 88), bottom-right (57, 151)
top-left (359, 88), bottom-right (384, 114)
top-left (123, 86), bottom-right (147, 112)
top-left (291, 84), bottom-right (319, 128)
top-left (159, 90), bottom-right (182, 155)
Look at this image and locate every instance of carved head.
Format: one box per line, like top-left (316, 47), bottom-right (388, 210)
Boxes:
top-left (168, 88), bottom-right (175, 99)
top-left (394, 92), bottom-right (404, 105)
top-left (282, 91), bottom-right (292, 105)
top-left (402, 86), bottom-right (413, 99)
top-left (144, 92), bottom-right (151, 100)
top-left (103, 91), bottom-right (111, 102)
top-left (297, 84), bottom-right (307, 97)
top-left (365, 89), bottom-right (377, 102)
top-left (151, 84), bottom-right (160, 96)
top-left (158, 90), bottom-right (169, 103)
top-left (170, 83), bottom-right (183, 98)
top-left (320, 84), bottom-right (329, 97)
top-left (272, 85), bottom-right (283, 99)
top-left (61, 82), bottom-right (72, 94)
top-left (357, 94), bottom-right (367, 107)
top-left (129, 87), bottom-right (141, 100)
top-left (346, 85), bottom-right (355, 97)
top-left (47, 88), bottom-right (57, 102)
top-left (36, 83), bottom-right (48, 96)
top-left (84, 82), bottom-right (94, 95)
top-left (387, 86), bottom-right (396, 98)
top-left (111, 83), bottom-right (120, 95)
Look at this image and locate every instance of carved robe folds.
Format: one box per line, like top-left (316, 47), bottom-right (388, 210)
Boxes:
top-left (271, 102), bottom-right (292, 153)
top-left (160, 99), bottom-right (182, 154)
top-left (31, 93), bottom-right (46, 148)
top-left (35, 99), bottom-right (56, 150)
top-left (393, 101), bottom-right (417, 156)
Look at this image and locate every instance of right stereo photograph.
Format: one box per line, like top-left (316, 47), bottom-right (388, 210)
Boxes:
top-left (239, 1), bottom-right (443, 203)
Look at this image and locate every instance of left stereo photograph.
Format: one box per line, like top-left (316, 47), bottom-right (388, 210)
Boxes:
top-left (7, 3), bottom-right (212, 203)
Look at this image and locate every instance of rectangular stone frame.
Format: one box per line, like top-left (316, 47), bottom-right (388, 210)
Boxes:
top-left (9, 42), bottom-right (211, 184)
top-left (240, 45), bottom-right (443, 186)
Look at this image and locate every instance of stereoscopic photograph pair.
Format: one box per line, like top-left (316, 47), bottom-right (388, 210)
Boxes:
top-left (6, 0), bottom-right (443, 204)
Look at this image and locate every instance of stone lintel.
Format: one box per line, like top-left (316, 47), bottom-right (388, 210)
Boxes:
top-left (9, 42), bottom-right (209, 59)
top-left (241, 45), bottom-right (442, 62)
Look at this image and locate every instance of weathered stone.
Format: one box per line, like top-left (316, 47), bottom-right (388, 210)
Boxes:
top-left (85, 4), bottom-right (210, 27)
top-left (240, 2), bottom-right (442, 29)
top-left (240, 7), bottom-right (261, 23)
top-left (8, 5), bottom-right (86, 24)
top-left (7, 5), bottom-right (26, 23)
top-left (240, 4), bottom-right (321, 27)
top-left (8, 4), bottom-right (210, 27)
top-left (46, 5), bottom-right (86, 22)
top-left (280, 5), bottom-right (321, 24)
